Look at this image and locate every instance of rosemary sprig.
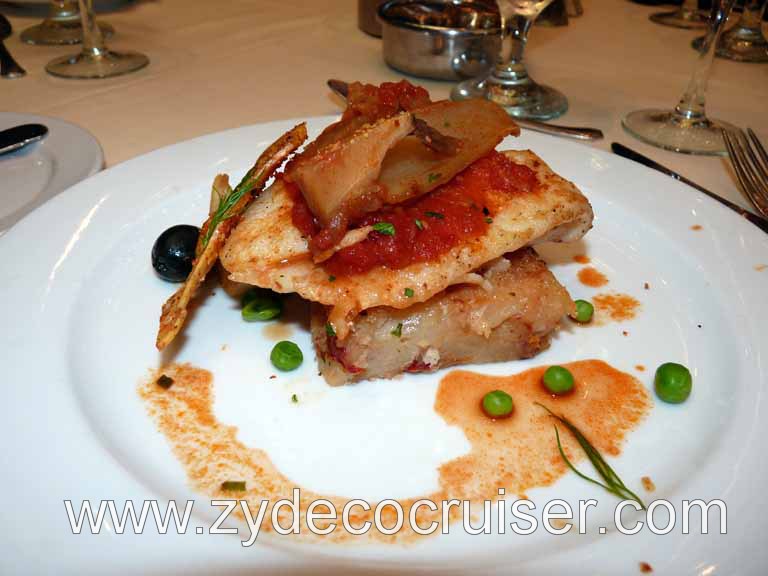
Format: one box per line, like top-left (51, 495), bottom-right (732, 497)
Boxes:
top-left (200, 122), bottom-right (307, 248)
top-left (202, 168), bottom-right (256, 247)
top-left (536, 402), bottom-right (646, 509)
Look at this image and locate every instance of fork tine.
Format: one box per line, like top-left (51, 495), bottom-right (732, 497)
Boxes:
top-left (739, 133), bottom-right (768, 197)
top-left (724, 130), bottom-right (768, 217)
top-left (746, 128), bottom-right (768, 189)
top-left (723, 130), bottom-right (752, 192)
top-left (747, 128), bottom-right (768, 171)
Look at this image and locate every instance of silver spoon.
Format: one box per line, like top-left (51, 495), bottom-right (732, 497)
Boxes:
top-left (514, 118), bottom-right (604, 141)
top-left (0, 14), bottom-right (26, 79)
top-left (0, 124), bottom-right (48, 156)
top-left (327, 79), bottom-right (603, 141)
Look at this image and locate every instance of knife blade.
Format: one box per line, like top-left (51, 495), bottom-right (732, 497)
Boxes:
top-left (0, 123), bottom-right (48, 156)
top-left (611, 142), bottom-right (768, 234)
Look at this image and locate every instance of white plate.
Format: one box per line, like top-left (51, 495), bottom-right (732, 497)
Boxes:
top-left (0, 112), bottom-right (103, 234)
top-left (1, 117), bottom-right (767, 575)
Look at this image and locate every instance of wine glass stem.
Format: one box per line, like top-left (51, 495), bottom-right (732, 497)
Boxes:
top-left (674, 0), bottom-right (736, 121)
top-left (495, 11), bottom-right (534, 82)
top-left (78, 0), bottom-right (105, 56)
top-left (50, 1), bottom-right (80, 23)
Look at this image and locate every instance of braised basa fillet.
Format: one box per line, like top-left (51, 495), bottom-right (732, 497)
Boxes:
top-left (220, 149), bottom-right (592, 339)
top-left (156, 80), bottom-right (594, 385)
top-left (310, 249), bottom-right (573, 385)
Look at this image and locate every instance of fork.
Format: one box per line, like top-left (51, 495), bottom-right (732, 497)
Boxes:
top-left (723, 128), bottom-right (768, 219)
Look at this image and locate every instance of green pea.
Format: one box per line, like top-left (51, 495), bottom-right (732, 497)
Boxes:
top-left (570, 299), bottom-right (594, 323)
top-left (241, 289), bottom-right (282, 321)
top-left (481, 390), bottom-right (514, 418)
top-left (654, 363), bottom-right (692, 404)
top-left (270, 341), bottom-right (303, 371)
top-left (543, 365), bottom-right (575, 395)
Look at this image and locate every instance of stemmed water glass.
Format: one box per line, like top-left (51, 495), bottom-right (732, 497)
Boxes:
top-left (649, 0), bottom-right (709, 29)
top-left (20, 0), bottom-right (113, 45)
top-left (692, 0), bottom-right (768, 62)
top-left (622, 0), bottom-right (738, 156)
top-left (45, 0), bottom-right (148, 79)
top-left (451, 0), bottom-right (568, 120)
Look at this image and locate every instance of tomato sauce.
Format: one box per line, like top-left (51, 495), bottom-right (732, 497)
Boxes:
top-left (342, 80), bottom-right (432, 123)
top-left (312, 152), bottom-right (537, 276)
top-left (286, 178), bottom-right (318, 238)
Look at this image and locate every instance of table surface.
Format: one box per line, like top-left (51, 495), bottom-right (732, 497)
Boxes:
top-left (1, 0), bottom-right (767, 213)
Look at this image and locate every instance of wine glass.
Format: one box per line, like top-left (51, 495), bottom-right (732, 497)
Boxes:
top-left (451, 0), bottom-right (568, 121)
top-left (46, 0), bottom-right (148, 79)
top-left (650, 0), bottom-right (709, 29)
top-left (692, 0), bottom-right (768, 62)
top-left (622, 0), bottom-right (738, 156)
top-left (20, 0), bottom-right (113, 46)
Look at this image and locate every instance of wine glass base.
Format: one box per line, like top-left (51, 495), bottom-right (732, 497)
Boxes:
top-left (622, 109), bottom-right (737, 156)
top-left (649, 9), bottom-right (708, 29)
top-left (692, 32), bottom-right (768, 63)
top-left (451, 77), bottom-right (568, 121)
top-left (492, 83), bottom-right (568, 121)
top-left (20, 20), bottom-right (114, 46)
top-left (46, 50), bottom-right (149, 79)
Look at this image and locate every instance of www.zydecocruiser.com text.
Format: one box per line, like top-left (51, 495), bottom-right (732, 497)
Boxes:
top-left (64, 490), bottom-right (726, 546)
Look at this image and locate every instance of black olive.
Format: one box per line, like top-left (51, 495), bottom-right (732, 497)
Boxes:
top-left (152, 224), bottom-right (200, 282)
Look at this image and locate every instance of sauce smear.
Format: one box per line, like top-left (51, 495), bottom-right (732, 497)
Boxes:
top-left (577, 266), bottom-right (609, 287)
top-left (140, 360), bottom-right (650, 543)
top-left (594, 293), bottom-right (641, 322)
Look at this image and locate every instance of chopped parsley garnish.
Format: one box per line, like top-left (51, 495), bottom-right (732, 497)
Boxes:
top-left (391, 323), bottom-right (403, 337)
top-left (372, 222), bottom-right (395, 236)
top-left (414, 219), bottom-right (424, 231)
top-left (156, 374), bottom-right (174, 389)
top-left (427, 172), bottom-right (442, 184)
top-left (328, 275), bottom-right (336, 282)
top-left (291, 393), bottom-right (299, 404)
top-left (404, 288), bottom-right (414, 298)
top-left (485, 217), bottom-right (493, 224)
top-left (221, 481), bottom-right (246, 492)
top-left (325, 322), bottom-right (336, 337)
top-left (425, 211), bottom-right (444, 220)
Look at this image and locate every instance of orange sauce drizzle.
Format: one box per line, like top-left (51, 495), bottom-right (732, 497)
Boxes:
top-left (139, 360), bottom-right (650, 544)
top-left (641, 476), bottom-right (656, 492)
top-left (593, 293), bottom-right (641, 323)
top-left (577, 266), bottom-right (609, 288)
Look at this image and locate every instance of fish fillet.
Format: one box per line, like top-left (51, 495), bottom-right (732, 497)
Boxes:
top-left (220, 149), bottom-right (592, 339)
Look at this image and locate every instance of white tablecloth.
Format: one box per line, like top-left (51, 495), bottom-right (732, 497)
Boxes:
top-left (3, 0), bottom-right (767, 212)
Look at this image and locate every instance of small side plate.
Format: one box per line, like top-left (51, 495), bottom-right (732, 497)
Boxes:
top-left (0, 112), bottom-right (103, 234)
